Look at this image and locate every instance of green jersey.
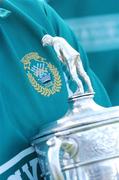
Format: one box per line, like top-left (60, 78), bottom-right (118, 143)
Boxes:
top-left (0, 0), bottom-right (111, 179)
top-left (48, 0), bottom-right (119, 106)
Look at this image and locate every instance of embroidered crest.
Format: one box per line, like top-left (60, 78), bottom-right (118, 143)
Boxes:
top-left (21, 52), bottom-right (62, 96)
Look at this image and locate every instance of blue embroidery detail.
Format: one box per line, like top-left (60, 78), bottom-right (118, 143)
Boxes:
top-left (31, 61), bottom-right (52, 86)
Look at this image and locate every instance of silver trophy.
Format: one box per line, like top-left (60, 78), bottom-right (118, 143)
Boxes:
top-left (32, 34), bottom-right (119, 180)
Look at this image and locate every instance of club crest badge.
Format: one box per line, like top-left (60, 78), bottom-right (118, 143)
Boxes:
top-left (21, 52), bottom-right (62, 96)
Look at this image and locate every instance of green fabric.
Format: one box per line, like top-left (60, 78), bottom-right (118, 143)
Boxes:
top-left (0, 0), bottom-right (110, 179)
top-left (48, 0), bottom-right (119, 18)
top-left (48, 0), bottom-right (119, 106)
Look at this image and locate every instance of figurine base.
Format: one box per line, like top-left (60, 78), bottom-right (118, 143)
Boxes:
top-left (68, 92), bottom-right (95, 102)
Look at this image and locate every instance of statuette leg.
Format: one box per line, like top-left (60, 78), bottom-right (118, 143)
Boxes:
top-left (42, 34), bottom-right (94, 95)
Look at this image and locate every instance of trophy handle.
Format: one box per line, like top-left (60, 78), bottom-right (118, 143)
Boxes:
top-left (47, 136), bottom-right (79, 180)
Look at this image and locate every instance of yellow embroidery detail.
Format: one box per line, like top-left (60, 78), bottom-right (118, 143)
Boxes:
top-left (21, 52), bottom-right (62, 96)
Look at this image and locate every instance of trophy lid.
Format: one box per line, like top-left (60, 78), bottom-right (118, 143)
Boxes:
top-left (32, 93), bottom-right (119, 141)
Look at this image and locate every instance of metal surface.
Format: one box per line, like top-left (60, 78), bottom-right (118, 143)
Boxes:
top-left (32, 35), bottom-right (119, 180)
top-left (42, 34), bottom-right (94, 95)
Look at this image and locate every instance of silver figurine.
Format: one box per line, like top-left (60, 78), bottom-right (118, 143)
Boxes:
top-left (32, 34), bottom-right (119, 180)
top-left (42, 34), bottom-right (94, 95)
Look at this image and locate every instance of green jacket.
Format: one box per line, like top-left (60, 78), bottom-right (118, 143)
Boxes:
top-left (0, 0), bottom-right (110, 179)
top-left (48, 0), bottom-right (119, 106)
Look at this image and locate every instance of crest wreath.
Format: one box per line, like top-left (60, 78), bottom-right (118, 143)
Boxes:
top-left (21, 52), bottom-right (62, 96)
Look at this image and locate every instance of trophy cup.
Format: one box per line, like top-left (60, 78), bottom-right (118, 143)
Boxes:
top-left (32, 35), bottom-right (119, 180)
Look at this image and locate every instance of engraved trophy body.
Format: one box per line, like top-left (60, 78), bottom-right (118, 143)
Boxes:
top-left (32, 35), bottom-right (119, 180)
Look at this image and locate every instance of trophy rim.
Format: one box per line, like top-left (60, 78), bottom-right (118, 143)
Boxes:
top-left (32, 105), bottom-right (119, 142)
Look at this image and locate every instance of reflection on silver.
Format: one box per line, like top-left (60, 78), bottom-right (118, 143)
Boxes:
top-left (31, 35), bottom-right (119, 180)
